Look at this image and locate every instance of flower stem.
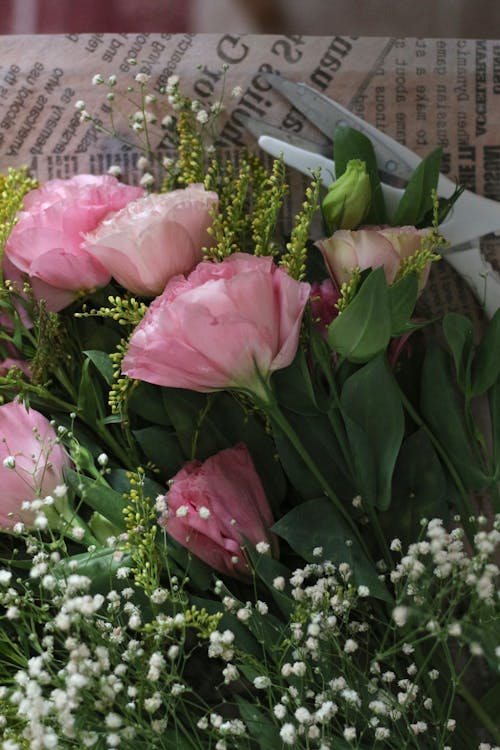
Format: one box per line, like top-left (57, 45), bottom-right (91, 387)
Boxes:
top-left (457, 681), bottom-right (500, 744)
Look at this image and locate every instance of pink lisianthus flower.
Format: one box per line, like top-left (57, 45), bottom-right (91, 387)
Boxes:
top-left (316, 225), bottom-right (432, 290)
top-left (0, 401), bottom-right (72, 530)
top-left (4, 174), bottom-right (144, 312)
top-left (84, 184), bottom-right (219, 297)
top-left (159, 443), bottom-right (277, 578)
top-left (309, 278), bottom-right (341, 339)
top-left (122, 253), bottom-right (311, 396)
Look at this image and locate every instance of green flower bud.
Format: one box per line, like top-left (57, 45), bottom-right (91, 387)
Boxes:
top-left (322, 158), bottom-right (371, 232)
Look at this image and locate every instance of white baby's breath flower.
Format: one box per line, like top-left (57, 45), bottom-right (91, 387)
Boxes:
top-left (279, 723), bottom-right (297, 745)
top-left (0, 570), bottom-right (12, 586)
top-left (253, 675), bottom-right (271, 690)
top-left (92, 74), bottom-right (104, 85)
top-left (392, 605), bottom-right (409, 627)
top-left (139, 172), bottom-right (155, 188)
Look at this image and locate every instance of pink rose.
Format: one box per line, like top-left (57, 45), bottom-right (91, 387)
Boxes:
top-left (316, 226), bottom-right (431, 288)
top-left (4, 174), bottom-right (144, 312)
top-left (159, 443), bottom-right (277, 578)
top-left (84, 184), bottom-right (218, 296)
top-left (309, 279), bottom-right (340, 338)
top-left (122, 253), bottom-right (311, 395)
top-left (0, 401), bottom-right (71, 529)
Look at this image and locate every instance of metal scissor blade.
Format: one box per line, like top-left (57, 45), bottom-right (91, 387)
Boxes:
top-left (265, 72), bottom-right (419, 185)
top-left (237, 112), bottom-right (332, 157)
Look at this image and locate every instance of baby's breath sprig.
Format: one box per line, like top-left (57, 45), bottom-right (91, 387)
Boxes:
top-left (251, 156), bottom-right (288, 257)
top-left (279, 170), bottom-right (321, 280)
top-left (122, 467), bottom-right (161, 597)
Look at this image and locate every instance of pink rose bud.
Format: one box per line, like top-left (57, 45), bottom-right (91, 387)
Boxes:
top-left (159, 443), bottom-right (277, 578)
top-left (84, 184), bottom-right (219, 297)
top-left (4, 174), bottom-right (144, 312)
top-left (0, 401), bottom-right (72, 530)
top-left (309, 279), bottom-right (341, 338)
top-left (316, 225), bottom-right (431, 289)
top-left (122, 253), bottom-right (311, 395)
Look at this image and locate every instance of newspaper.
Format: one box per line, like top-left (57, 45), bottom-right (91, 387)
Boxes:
top-left (1, 33), bottom-right (499, 320)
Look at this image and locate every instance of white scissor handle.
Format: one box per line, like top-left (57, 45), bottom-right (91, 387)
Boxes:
top-left (259, 136), bottom-right (500, 248)
top-left (259, 135), bottom-right (403, 215)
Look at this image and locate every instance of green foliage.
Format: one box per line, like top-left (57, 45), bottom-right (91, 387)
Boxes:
top-left (328, 268), bottom-right (392, 361)
top-left (340, 354), bottom-right (405, 510)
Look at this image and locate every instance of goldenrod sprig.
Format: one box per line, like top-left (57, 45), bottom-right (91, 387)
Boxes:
top-left (251, 156), bottom-right (288, 257)
top-left (335, 267), bottom-right (362, 313)
top-left (203, 157), bottom-right (254, 260)
top-left (279, 170), bottom-right (321, 280)
top-left (122, 467), bottom-right (161, 597)
top-left (0, 167), bottom-right (37, 282)
top-left (77, 294), bottom-right (147, 327)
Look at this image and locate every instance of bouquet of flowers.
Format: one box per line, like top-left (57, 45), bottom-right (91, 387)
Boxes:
top-left (0, 69), bottom-right (498, 750)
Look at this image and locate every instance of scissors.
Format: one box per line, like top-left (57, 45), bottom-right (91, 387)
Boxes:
top-left (243, 73), bottom-right (500, 317)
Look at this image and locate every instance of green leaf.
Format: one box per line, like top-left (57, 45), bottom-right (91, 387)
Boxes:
top-left (77, 358), bottom-right (104, 424)
top-left (382, 429), bottom-right (449, 546)
top-left (129, 382), bottom-right (172, 426)
top-left (273, 498), bottom-right (391, 602)
top-left (388, 272), bottom-right (419, 334)
top-left (420, 344), bottom-right (487, 490)
top-left (272, 346), bottom-right (319, 415)
top-left (236, 699), bottom-right (282, 750)
top-left (333, 125), bottom-right (387, 224)
top-left (83, 349), bottom-right (114, 386)
top-left (442, 312), bottom-right (474, 391)
top-left (328, 268), bottom-right (392, 362)
top-left (107, 468), bottom-right (165, 501)
top-left (64, 468), bottom-right (127, 530)
top-left (340, 354), bottom-right (405, 510)
top-left (471, 307), bottom-right (500, 395)
top-left (133, 426), bottom-right (185, 479)
top-left (271, 407), bottom-right (354, 501)
top-left (163, 389), bottom-right (286, 510)
top-left (392, 147), bottom-right (442, 226)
